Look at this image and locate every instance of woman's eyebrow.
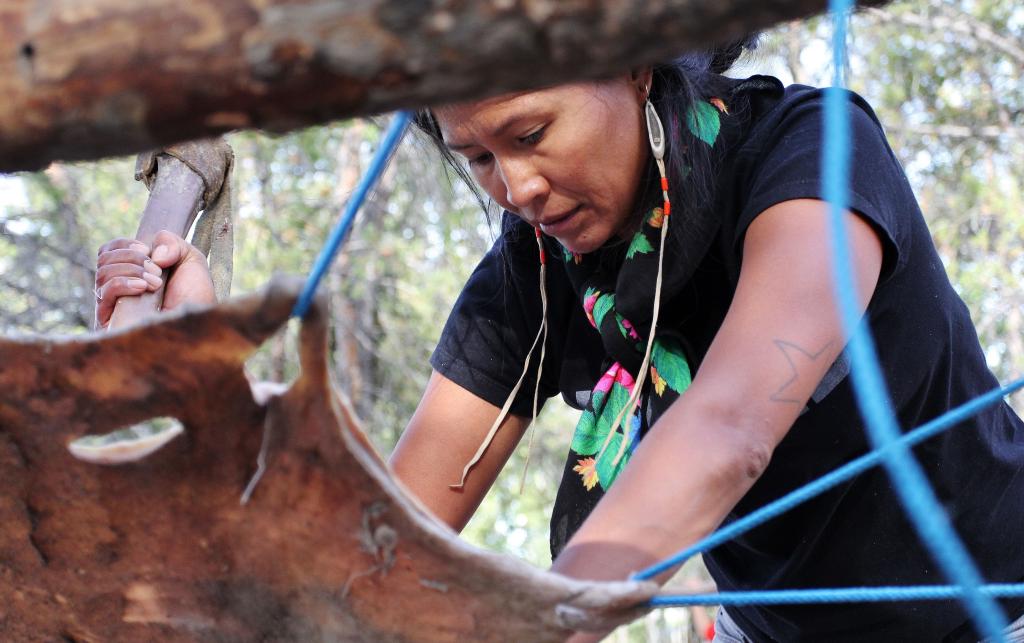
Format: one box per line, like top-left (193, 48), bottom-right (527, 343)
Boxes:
top-left (445, 113), bottom-right (532, 151)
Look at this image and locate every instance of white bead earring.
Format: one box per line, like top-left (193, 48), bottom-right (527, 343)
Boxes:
top-left (602, 86), bottom-right (675, 468)
top-left (645, 95), bottom-right (666, 164)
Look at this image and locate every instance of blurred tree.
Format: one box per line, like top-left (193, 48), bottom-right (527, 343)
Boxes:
top-left (0, 161), bottom-right (142, 334)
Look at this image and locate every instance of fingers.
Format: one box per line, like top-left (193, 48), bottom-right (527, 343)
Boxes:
top-left (98, 237), bottom-right (147, 257)
top-left (94, 237), bottom-right (165, 329)
top-left (97, 231), bottom-right (195, 272)
top-left (149, 230), bottom-right (195, 270)
top-left (94, 229), bottom-right (215, 329)
top-left (96, 259), bottom-right (163, 291)
top-left (95, 276), bottom-right (152, 328)
top-left (97, 246), bottom-right (149, 268)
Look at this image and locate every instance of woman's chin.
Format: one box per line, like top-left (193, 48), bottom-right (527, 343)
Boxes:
top-left (543, 207), bottom-right (619, 255)
top-left (558, 235), bottom-right (606, 256)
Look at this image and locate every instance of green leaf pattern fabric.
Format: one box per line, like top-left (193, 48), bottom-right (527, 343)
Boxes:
top-left (554, 96), bottom-right (729, 495)
top-left (686, 100), bottom-right (722, 146)
top-left (651, 337), bottom-right (692, 396)
top-left (626, 232), bottom-right (654, 259)
top-left (591, 292), bottom-right (614, 330)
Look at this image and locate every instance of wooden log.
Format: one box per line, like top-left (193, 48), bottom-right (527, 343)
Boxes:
top-left (0, 0), bottom-right (887, 173)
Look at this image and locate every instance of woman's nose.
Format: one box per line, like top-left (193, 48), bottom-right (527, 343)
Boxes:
top-left (498, 158), bottom-right (548, 211)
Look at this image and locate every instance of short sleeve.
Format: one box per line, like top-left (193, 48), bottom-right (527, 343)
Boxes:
top-left (430, 214), bottom-right (566, 416)
top-left (732, 89), bottom-right (911, 283)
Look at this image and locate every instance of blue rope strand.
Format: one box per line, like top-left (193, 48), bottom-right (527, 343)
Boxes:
top-left (821, 5), bottom-right (1007, 640)
top-left (291, 111), bottom-right (413, 319)
top-left (279, 25), bottom-right (1015, 637)
top-left (650, 584), bottom-right (1024, 608)
top-left (632, 376), bottom-right (1024, 582)
top-left (636, 7), bottom-right (1015, 638)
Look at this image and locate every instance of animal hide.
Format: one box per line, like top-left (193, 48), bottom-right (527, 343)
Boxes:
top-left (0, 276), bottom-right (656, 641)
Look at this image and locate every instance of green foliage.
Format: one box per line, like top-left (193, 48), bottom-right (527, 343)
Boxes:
top-left (0, 160), bottom-right (145, 333)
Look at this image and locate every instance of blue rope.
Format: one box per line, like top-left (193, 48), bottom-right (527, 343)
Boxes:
top-left (821, 5), bottom-right (1007, 640)
top-left (632, 375), bottom-right (1024, 582)
top-left (282, 18), bottom-right (1016, 639)
top-left (291, 111), bottom-right (413, 319)
top-left (650, 585), bottom-right (1024, 608)
top-left (635, 5), bottom-right (1017, 639)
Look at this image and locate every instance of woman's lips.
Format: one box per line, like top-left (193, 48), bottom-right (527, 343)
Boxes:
top-left (539, 205), bottom-right (582, 236)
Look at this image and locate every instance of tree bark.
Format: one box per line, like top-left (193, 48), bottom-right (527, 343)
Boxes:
top-left (0, 0), bottom-right (887, 173)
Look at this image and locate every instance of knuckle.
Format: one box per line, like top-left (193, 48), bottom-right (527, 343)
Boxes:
top-left (98, 247), bottom-right (123, 267)
top-left (102, 237), bottom-right (131, 252)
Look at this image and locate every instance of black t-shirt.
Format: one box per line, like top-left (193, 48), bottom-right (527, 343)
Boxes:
top-left (430, 79), bottom-right (1024, 642)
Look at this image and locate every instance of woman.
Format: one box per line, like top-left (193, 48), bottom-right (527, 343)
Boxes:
top-left (96, 40), bottom-right (1024, 641)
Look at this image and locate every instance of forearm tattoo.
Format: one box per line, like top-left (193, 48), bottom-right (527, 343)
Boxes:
top-left (769, 339), bottom-right (836, 405)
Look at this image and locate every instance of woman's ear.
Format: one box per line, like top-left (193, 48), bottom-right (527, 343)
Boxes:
top-left (629, 67), bottom-right (654, 104)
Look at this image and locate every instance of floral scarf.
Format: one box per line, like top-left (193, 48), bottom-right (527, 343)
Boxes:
top-left (547, 94), bottom-right (735, 557)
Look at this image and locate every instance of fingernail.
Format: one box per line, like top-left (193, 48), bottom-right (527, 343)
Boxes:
top-left (129, 242), bottom-right (148, 254)
top-left (128, 278), bottom-right (148, 289)
top-left (152, 245), bottom-right (169, 262)
top-left (143, 260), bottom-right (162, 276)
top-left (142, 273), bottom-right (162, 288)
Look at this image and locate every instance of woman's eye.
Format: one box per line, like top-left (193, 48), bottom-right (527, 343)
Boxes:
top-left (519, 126), bottom-right (546, 146)
top-left (468, 152), bottom-right (493, 167)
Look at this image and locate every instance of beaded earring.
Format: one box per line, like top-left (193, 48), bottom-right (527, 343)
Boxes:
top-left (452, 86), bottom-right (673, 489)
top-left (597, 90), bottom-right (674, 468)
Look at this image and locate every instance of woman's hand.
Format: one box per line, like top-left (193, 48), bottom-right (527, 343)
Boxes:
top-left (95, 229), bottom-right (216, 329)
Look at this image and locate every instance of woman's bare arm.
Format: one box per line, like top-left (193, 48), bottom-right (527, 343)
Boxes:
top-left (551, 199), bottom-right (883, 593)
top-left (390, 371), bottom-right (530, 532)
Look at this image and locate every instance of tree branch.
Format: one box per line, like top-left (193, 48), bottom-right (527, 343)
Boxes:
top-left (0, 0), bottom-right (887, 173)
top-left (0, 275), bottom-right (91, 328)
top-left (887, 122), bottom-right (1017, 140)
top-left (0, 217), bottom-right (98, 274)
top-left (863, 6), bottom-right (1024, 68)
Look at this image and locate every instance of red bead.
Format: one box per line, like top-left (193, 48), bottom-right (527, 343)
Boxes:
top-left (661, 177), bottom-right (669, 191)
top-left (664, 201), bottom-right (671, 216)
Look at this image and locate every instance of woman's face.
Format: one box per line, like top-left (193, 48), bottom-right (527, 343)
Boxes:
top-left (434, 76), bottom-right (650, 254)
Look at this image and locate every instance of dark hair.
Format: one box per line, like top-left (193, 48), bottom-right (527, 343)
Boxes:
top-left (413, 34), bottom-right (759, 235)
top-left (414, 108), bottom-right (492, 216)
top-left (639, 34), bottom-right (759, 231)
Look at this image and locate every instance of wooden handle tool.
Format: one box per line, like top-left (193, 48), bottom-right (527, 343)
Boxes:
top-left (106, 154), bottom-right (205, 330)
